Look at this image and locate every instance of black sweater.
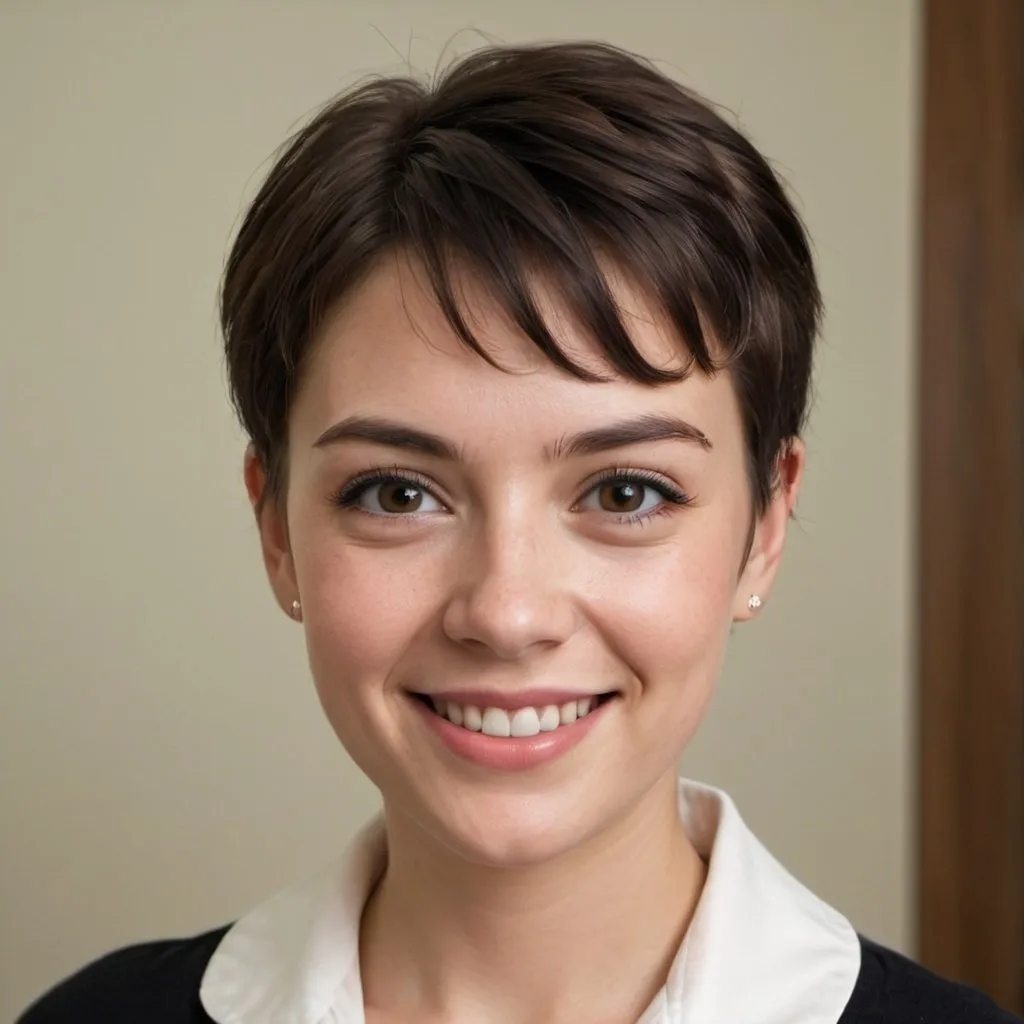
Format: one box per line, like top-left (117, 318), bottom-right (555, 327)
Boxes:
top-left (17, 928), bottom-right (1022, 1023)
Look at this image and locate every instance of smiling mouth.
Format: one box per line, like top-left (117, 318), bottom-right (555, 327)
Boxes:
top-left (410, 692), bottom-right (618, 738)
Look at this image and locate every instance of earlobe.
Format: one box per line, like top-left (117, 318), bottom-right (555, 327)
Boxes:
top-left (243, 445), bottom-right (300, 618)
top-left (732, 440), bottom-right (805, 622)
top-left (733, 537), bottom-right (771, 621)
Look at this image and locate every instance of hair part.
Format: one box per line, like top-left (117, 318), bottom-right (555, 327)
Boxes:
top-left (221, 41), bottom-right (821, 520)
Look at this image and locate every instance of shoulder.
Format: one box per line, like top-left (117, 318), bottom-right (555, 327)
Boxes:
top-left (16, 925), bottom-right (231, 1024)
top-left (839, 936), bottom-right (1022, 1023)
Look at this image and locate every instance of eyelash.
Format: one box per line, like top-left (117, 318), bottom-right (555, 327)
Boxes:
top-left (329, 464), bottom-right (695, 526)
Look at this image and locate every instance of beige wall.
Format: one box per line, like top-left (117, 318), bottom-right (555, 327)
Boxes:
top-left (0, 2), bottom-right (919, 1016)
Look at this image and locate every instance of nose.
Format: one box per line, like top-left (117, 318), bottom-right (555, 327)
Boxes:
top-left (441, 516), bottom-right (578, 660)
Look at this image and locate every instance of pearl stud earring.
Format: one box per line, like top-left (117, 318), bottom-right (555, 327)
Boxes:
top-left (747, 595), bottom-right (763, 612)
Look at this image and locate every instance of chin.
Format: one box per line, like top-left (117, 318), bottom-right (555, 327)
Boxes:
top-left (421, 790), bottom-right (606, 869)
top-left (326, 684), bottom-right (689, 868)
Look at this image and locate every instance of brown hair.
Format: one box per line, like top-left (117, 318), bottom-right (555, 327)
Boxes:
top-left (221, 41), bottom-right (820, 518)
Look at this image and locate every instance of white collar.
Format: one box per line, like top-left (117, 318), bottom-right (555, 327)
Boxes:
top-left (200, 779), bottom-right (860, 1023)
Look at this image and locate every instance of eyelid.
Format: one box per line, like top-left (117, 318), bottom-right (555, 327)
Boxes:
top-left (331, 465), bottom-right (693, 520)
top-left (331, 466), bottom-right (451, 514)
top-left (575, 466), bottom-right (692, 507)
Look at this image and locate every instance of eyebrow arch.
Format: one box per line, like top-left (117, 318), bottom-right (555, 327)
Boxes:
top-left (550, 413), bottom-right (712, 459)
top-left (312, 413), bottom-right (712, 461)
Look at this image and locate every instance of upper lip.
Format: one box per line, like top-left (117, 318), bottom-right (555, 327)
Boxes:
top-left (413, 688), bottom-right (615, 711)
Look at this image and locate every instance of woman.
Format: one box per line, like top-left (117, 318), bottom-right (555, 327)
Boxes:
top-left (19, 40), bottom-right (1020, 1024)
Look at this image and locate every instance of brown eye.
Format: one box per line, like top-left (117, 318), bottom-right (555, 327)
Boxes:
top-left (377, 482), bottom-right (424, 513)
top-left (596, 481), bottom-right (646, 513)
top-left (333, 474), bottom-right (444, 516)
top-left (577, 472), bottom-right (690, 522)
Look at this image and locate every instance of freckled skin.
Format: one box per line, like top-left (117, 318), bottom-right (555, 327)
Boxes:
top-left (246, 256), bottom-right (802, 871)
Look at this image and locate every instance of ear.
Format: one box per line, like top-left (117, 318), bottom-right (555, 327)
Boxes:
top-left (243, 444), bottom-right (299, 619)
top-left (732, 439), bottom-right (805, 622)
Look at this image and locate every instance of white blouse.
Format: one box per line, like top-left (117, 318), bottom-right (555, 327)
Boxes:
top-left (199, 778), bottom-right (862, 1023)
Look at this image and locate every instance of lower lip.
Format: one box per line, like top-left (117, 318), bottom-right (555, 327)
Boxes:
top-left (411, 696), bottom-right (615, 771)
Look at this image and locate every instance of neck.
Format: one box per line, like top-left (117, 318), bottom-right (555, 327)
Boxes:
top-left (359, 772), bottom-right (707, 1024)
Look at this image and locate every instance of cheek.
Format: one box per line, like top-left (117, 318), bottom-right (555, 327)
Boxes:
top-left (594, 527), bottom-right (737, 657)
top-left (584, 532), bottom-right (738, 744)
top-left (296, 544), bottom-right (441, 783)
top-left (300, 544), bottom-right (437, 687)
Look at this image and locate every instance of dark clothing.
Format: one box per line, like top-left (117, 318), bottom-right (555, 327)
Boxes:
top-left (840, 939), bottom-right (1021, 1023)
top-left (17, 928), bottom-right (1022, 1023)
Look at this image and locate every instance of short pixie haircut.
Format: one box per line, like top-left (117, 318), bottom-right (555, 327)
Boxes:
top-left (222, 41), bottom-right (820, 519)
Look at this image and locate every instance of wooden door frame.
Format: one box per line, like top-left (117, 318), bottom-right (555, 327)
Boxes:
top-left (917, 0), bottom-right (1024, 1012)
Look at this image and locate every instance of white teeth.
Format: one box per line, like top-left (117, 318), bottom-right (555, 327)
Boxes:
top-left (426, 696), bottom-right (610, 736)
top-left (539, 705), bottom-right (561, 732)
top-left (510, 707), bottom-right (541, 737)
top-left (481, 707), bottom-right (512, 738)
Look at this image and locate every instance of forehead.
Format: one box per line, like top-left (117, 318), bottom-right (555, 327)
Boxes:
top-left (293, 254), bottom-right (743, 450)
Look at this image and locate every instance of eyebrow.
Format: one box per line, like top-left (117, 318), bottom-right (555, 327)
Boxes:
top-left (313, 413), bottom-right (712, 460)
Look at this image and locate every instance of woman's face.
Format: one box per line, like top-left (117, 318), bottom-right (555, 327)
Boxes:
top-left (248, 256), bottom-right (801, 867)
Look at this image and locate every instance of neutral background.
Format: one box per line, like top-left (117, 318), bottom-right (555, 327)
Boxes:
top-left (0, 1), bottom-right (920, 1017)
